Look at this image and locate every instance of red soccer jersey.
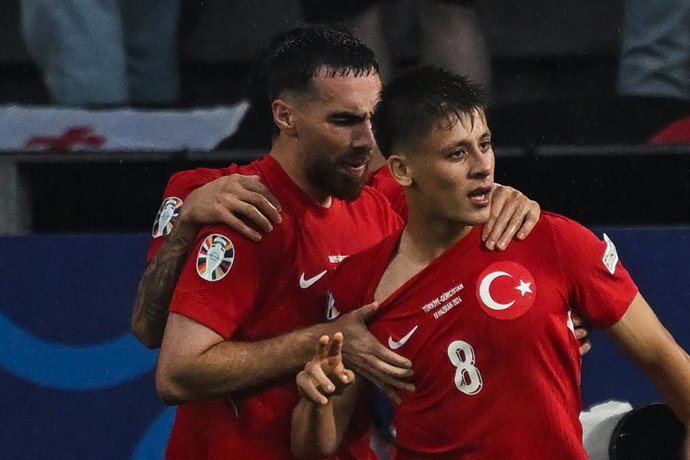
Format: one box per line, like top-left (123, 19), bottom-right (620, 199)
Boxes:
top-left (165, 155), bottom-right (402, 460)
top-left (368, 165), bottom-right (408, 221)
top-left (329, 212), bottom-right (639, 460)
top-left (148, 164), bottom-right (407, 262)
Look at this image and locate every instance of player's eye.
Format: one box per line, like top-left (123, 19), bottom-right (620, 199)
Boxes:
top-left (448, 149), bottom-right (467, 159)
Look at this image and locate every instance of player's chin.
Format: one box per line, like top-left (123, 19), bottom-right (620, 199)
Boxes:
top-left (464, 205), bottom-right (492, 225)
top-left (330, 174), bottom-right (367, 202)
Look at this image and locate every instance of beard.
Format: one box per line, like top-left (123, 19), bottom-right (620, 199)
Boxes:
top-left (305, 152), bottom-right (370, 202)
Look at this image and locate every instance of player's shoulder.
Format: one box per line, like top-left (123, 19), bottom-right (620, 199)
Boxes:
top-left (348, 184), bottom-right (402, 224)
top-left (164, 165), bottom-right (235, 197)
top-left (333, 230), bottom-right (400, 286)
top-left (538, 211), bottom-right (592, 236)
top-left (357, 183), bottom-right (391, 206)
top-left (194, 218), bottom-right (291, 259)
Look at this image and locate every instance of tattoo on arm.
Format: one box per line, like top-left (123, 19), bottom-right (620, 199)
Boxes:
top-left (131, 230), bottom-right (196, 348)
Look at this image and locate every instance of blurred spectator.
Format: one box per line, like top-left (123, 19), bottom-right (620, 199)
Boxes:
top-left (617, 0), bottom-right (690, 102)
top-left (616, 0), bottom-right (690, 143)
top-left (301, 0), bottom-right (491, 89)
top-left (20, 0), bottom-right (180, 107)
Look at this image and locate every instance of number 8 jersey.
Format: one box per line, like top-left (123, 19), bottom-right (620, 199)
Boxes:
top-left (328, 212), bottom-right (638, 460)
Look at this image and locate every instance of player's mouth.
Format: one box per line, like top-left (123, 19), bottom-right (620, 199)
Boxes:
top-left (468, 185), bottom-right (493, 207)
top-left (338, 155), bottom-right (370, 178)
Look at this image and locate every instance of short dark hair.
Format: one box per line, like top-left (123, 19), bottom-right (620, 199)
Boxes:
top-left (262, 25), bottom-right (379, 101)
top-left (373, 66), bottom-right (487, 158)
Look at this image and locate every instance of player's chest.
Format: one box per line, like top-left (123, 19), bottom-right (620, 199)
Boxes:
top-left (371, 257), bottom-right (571, 363)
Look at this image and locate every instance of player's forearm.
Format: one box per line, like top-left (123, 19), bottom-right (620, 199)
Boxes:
top-left (157, 324), bottom-right (331, 402)
top-left (291, 399), bottom-right (340, 459)
top-left (131, 222), bottom-right (199, 348)
top-left (607, 294), bottom-right (690, 425)
top-left (639, 347), bottom-right (690, 425)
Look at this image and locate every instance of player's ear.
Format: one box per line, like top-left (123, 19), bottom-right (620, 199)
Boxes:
top-left (388, 153), bottom-right (413, 187)
top-left (272, 99), bottom-right (297, 137)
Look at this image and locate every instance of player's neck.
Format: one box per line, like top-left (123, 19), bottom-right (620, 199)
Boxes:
top-left (269, 139), bottom-right (332, 208)
top-left (402, 211), bottom-right (473, 264)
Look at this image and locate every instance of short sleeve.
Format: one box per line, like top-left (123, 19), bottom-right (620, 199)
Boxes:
top-left (169, 224), bottom-right (280, 339)
top-left (146, 165), bottom-right (240, 262)
top-left (549, 215), bottom-right (639, 328)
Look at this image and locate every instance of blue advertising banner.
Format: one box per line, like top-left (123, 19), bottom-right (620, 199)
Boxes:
top-left (1, 229), bottom-right (688, 458)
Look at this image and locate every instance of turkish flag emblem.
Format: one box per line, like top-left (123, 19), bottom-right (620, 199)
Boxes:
top-left (475, 261), bottom-right (536, 320)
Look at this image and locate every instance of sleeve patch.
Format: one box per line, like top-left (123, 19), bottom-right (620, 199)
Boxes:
top-left (602, 233), bottom-right (619, 275)
top-left (196, 234), bottom-right (235, 281)
top-left (152, 197), bottom-right (183, 238)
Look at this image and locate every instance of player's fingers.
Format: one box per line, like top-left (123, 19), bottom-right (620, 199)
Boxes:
top-left (515, 199), bottom-right (540, 240)
top-left (495, 200), bottom-right (531, 251)
top-left (573, 326), bottom-right (588, 340)
top-left (482, 186), bottom-right (507, 245)
top-left (363, 355), bottom-right (415, 390)
top-left (315, 335), bottom-right (330, 361)
top-left (337, 369), bottom-right (355, 385)
top-left (296, 371), bottom-right (329, 405)
top-left (371, 343), bottom-right (413, 371)
top-left (235, 175), bottom-right (282, 214)
top-left (233, 189), bottom-right (282, 227)
top-left (306, 362), bottom-right (336, 394)
top-left (571, 310), bottom-right (586, 327)
top-left (484, 195), bottom-right (519, 251)
top-left (579, 341), bottom-right (592, 356)
top-left (216, 208), bottom-right (262, 242)
top-left (328, 332), bottom-right (344, 359)
top-left (229, 199), bottom-right (274, 233)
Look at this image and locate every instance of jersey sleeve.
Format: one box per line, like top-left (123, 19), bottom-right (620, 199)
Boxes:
top-left (146, 165), bottom-right (240, 262)
top-left (548, 214), bottom-right (639, 328)
top-left (168, 223), bottom-right (282, 339)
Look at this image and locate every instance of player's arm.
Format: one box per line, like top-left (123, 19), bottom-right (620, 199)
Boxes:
top-left (482, 184), bottom-right (540, 250)
top-left (156, 302), bottom-right (411, 404)
top-left (131, 174), bottom-right (282, 348)
top-left (606, 292), bottom-right (690, 425)
top-left (291, 333), bottom-right (362, 459)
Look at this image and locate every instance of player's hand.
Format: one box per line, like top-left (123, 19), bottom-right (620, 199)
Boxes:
top-left (331, 302), bottom-right (415, 404)
top-left (572, 310), bottom-right (592, 356)
top-left (482, 184), bottom-right (540, 251)
top-left (296, 332), bottom-right (355, 405)
top-left (179, 174), bottom-right (282, 242)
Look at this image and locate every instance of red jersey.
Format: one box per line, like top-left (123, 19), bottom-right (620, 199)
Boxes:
top-left (164, 156), bottom-right (402, 460)
top-left (147, 164), bottom-right (406, 263)
top-left (329, 213), bottom-right (639, 460)
top-left (367, 166), bottom-right (407, 221)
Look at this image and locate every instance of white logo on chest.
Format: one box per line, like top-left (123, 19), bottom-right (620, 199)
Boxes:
top-left (299, 270), bottom-right (327, 289)
top-left (388, 325), bottom-right (419, 350)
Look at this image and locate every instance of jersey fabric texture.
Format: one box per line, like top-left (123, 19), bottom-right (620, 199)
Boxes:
top-left (367, 165), bottom-right (408, 222)
top-left (328, 212), bottom-right (639, 460)
top-left (163, 155), bottom-right (402, 460)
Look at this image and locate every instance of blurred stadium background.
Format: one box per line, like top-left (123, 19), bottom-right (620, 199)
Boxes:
top-left (0, 0), bottom-right (688, 458)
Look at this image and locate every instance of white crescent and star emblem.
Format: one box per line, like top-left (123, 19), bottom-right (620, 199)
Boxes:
top-left (476, 262), bottom-right (536, 320)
